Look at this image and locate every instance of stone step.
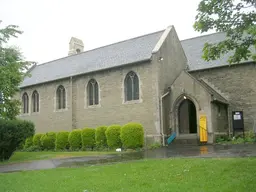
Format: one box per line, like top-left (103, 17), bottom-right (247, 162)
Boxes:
top-left (172, 138), bottom-right (199, 145)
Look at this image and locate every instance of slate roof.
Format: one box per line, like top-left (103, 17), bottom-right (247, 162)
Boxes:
top-left (20, 30), bottom-right (164, 88)
top-left (181, 32), bottom-right (254, 71)
top-left (20, 28), bottom-right (254, 88)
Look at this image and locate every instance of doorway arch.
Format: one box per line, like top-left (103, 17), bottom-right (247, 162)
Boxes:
top-left (178, 99), bottom-right (197, 134)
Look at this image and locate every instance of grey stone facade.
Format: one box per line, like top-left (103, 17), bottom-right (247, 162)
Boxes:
top-left (17, 25), bottom-right (255, 145)
top-left (191, 63), bottom-right (256, 132)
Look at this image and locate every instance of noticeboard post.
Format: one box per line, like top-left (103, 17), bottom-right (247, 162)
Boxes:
top-left (232, 111), bottom-right (245, 137)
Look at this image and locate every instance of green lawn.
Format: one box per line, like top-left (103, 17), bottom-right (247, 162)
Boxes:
top-left (1, 158), bottom-right (255, 192)
top-left (1, 151), bottom-right (120, 164)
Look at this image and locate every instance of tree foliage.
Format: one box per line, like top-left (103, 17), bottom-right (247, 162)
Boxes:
top-left (194, 0), bottom-right (256, 64)
top-left (0, 20), bottom-right (33, 119)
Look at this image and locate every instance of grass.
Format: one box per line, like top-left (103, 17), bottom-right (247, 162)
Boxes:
top-left (0, 158), bottom-right (255, 192)
top-left (1, 151), bottom-right (121, 164)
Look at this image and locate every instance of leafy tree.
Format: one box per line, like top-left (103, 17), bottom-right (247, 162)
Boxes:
top-left (0, 20), bottom-right (33, 119)
top-left (193, 0), bottom-right (256, 64)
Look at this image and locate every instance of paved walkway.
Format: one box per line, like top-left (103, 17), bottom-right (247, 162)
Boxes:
top-left (1, 144), bottom-right (256, 173)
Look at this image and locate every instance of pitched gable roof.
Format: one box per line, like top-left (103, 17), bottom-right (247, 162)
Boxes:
top-left (181, 32), bottom-right (255, 71)
top-left (20, 30), bottom-right (164, 88)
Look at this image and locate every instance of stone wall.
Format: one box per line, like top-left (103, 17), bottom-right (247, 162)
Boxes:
top-left (191, 62), bottom-right (256, 131)
top-left (73, 62), bottom-right (158, 140)
top-left (18, 61), bottom-right (160, 145)
top-left (152, 26), bottom-right (187, 137)
top-left (17, 78), bottom-right (73, 133)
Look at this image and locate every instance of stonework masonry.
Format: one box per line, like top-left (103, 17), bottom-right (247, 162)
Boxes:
top-left (191, 62), bottom-right (256, 131)
top-left (16, 25), bottom-right (256, 145)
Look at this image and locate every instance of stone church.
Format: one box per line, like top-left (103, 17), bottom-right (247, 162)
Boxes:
top-left (17, 25), bottom-right (256, 145)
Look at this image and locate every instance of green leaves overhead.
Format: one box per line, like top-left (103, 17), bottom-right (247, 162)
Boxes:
top-left (0, 20), bottom-right (34, 119)
top-left (194, 0), bottom-right (256, 64)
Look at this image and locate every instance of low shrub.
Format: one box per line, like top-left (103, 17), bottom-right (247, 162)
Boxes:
top-left (40, 132), bottom-right (56, 150)
top-left (0, 119), bottom-right (35, 161)
top-left (81, 128), bottom-right (95, 150)
top-left (24, 137), bottom-right (33, 149)
top-left (245, 131), bottom-right (255, 142)
top-left (120, 122), bottom-right (144, 149)
top-left (95, 126), bottom-right (107, 149)
top-left (33, 133), bottom-right (43, 147)
top-left (148, 142), bottom-right (162, 150)
top-left (68, 129), bottom-right (82, 150)
top-left (231, 137), bottom-right (245, 144)
top-left (105, 125), bottom-right (122, 149)
top-left (215, 135), bottom-right (231, 143)
top-left (55, 131), bottom-right (70, 150)
top-left (22, 145), bottom-right (41, 152)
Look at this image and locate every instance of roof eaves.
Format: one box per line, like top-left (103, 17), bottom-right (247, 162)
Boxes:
top-left (188, 60), bottom-right (255, 72)
top-left (19, 58), bottom-right (152, 89)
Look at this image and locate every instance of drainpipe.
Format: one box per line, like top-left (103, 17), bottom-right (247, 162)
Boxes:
top-left (160, 91), bottom-right (170, 146)
top-left (70, 76), bottom-right (73, 129)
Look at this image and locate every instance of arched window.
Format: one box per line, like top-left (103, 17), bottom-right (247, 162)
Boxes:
top-left (22, 92), bottom-right (29, 114)
top-left (32, 90), bottom-right (39, 112)
top-left (56, 85), bottom-right (66, 109)
top-left (87, 79), bottom-right (99, 106)
top-left (124, 71), bottom-right (139, 101)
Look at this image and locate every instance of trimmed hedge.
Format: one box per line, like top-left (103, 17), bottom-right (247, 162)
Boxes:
top-left (120, 122), bottom-right (144, 149)
top-left (0, 119), bottom-right (35, 161)
top-left (24, 137), bottom-right (33, 149)
top-left (55, 131), bottom-right (69, 150)
top-left (33, 134), bottom-right (43, 147)
top-left (106, 125), bottom-right (122, 149)
top-left (81, 128), bottom-right (95, 150)
top-left (68, 129), bottom-right (82, 150)
top-left (95, 126), bottom-right (107, 148)
top-left (40, 132), bottom-right (56, 150)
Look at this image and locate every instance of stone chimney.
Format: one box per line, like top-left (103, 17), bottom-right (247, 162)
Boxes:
top-left (68, 37), bottom-right (84, 56)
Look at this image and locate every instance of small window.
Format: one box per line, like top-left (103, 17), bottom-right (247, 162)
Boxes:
top-left (124, 71), bottom-right (139, 101)
top-left (87, 79), bottom-right (99, 106)
top-left (32, 90), bottom-right (39, 112)
top-left (56, 85), bottom-right (66, 109)
top-left (76, 49), bottom-right (81, 53)
top-left (22, 92), bottom-right (29, 114)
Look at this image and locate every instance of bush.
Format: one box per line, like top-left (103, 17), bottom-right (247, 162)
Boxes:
top-left (81, 128), bottom-right (95, 150)
top-left (95, 126), bottom-right (107, 148)
top-left (24, 137), bottom-right (33, 149)
top-left (40, 132), bottom-right (56, 150)
top-left (22, 145), bottom-right (41, 152)
top-left (0, 119), bottom-right (35, 161)
top-left (148, 142), bottom-right (162, 150)
top-left (33, 133), bottom-right (43, 147)
top-left (55, 131), bottom-right (70, 150)
top-left (215, 135), bottom-right (231, 143)
top-left (68, 129), bottom-right (82, 150)
top-left (105, 125), bottom-right (122, 149)
top-left (120, 122), bottom-right (144, 149)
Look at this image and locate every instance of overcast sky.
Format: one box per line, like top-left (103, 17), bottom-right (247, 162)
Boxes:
top-left (1, 0), bottom-right (213, 64)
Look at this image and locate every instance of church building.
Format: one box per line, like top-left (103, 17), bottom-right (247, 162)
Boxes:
top-left (17, 25), bottom-right (256, 145)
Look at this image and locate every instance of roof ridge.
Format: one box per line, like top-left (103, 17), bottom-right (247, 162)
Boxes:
top-left (181, 31), bottom-right (225, 42)
top-left (36, 29), bottom-right (165, 67)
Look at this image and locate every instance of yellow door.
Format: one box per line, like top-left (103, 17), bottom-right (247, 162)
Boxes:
top-left (199, 115), bottom-right (208, 143)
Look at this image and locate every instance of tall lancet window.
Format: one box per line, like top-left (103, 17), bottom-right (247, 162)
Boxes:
top-left (124, 71), bottom-right (139, 101)
top-left (56, 85), bottom-right (66, 109)
top-left (87, 79), bottom-right (99, 106)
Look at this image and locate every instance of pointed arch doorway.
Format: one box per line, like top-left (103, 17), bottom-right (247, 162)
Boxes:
top-left (178, 98), bottom-right (197, 134)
